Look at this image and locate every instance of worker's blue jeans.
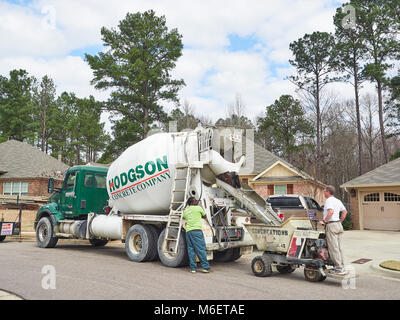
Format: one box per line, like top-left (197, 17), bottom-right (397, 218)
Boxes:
top-left (185, 230), bottom-right (210, 271)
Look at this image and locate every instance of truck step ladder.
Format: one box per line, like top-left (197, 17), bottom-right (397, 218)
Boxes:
top-left (163, 165), bottom-right (192, 254)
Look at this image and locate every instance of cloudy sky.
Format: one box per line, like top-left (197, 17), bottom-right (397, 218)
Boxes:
top-left (1, 0), bottom-right (354, 127)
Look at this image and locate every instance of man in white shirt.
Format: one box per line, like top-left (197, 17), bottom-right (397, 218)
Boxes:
top-left (318, 185), bottom-right (348, 274)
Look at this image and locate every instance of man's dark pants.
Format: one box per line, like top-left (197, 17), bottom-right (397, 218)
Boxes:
top-left (185, 230), bottom-right (210, 271)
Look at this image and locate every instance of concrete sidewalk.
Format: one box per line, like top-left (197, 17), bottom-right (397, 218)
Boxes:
top-left (342, 230), bottom-right (400, 280)
top-left (0, 290), bottom-right (23, 300)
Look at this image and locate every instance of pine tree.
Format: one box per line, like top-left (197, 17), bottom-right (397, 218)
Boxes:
top-left (288, 32), bottom-right (337, 180)
top-left (86, 10), bottom-right (185, 151)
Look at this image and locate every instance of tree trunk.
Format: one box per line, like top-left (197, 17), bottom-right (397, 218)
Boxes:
top-left (143, 107), bottom-right (149, 139)
top-left (315, 78), bottom-right (321, 181)
top-left (41, 89), bottom-right (47, 152)
top-left (354, 68), bottom-right (363, 176)
top-left (377, 81), bottom-right (389, 163)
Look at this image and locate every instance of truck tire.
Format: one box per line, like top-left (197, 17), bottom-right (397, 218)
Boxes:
top-left (213, 248), bottom-right (241, 262)
top-left (36, 216), bottom-right (58, 248)
top-left (146, 224), bottom-right (161, 261)
top-left (213, 248), bottom-right (234, 262)
top-left (232, 247), bottom-right (242, 261)
top-left (125, 224), bottom-right (157, 262)
top-left (277, 265), bottom-right (297, 274)
top-left (157, 228), bottom-right (188, 268)
top-left (304, 268), bottom-right (326, 282)
top-left (0, 236), bottom-right (6, 242)
top-left (251, 255), bottom-right (273, 277)
top-left (89, 238), bottom-right (108, 247)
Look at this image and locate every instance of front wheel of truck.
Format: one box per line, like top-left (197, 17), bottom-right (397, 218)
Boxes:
top-left (0, 236), bottom-right (6, 242)
top-left (36, 216), bottom-right (58, 248)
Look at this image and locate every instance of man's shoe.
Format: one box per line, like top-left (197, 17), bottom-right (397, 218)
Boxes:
top-left (200, 269), bottom-right (210, 273)
top-left (337, 268), bottom-right (348, 275)
top-left (191, 270), bottom-right (197, 274)
top-left (331, 268), bottom-right (347, 275)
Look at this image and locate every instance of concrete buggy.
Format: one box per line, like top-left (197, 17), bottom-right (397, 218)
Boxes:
top-left (244, 218), bottom-right (353, 282)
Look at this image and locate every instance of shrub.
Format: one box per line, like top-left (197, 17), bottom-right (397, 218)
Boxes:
top-left (342, 211), bottom-right (353, 230)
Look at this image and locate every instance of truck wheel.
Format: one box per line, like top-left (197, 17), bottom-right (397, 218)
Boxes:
top-left (213, 248), bottom-right (241, 262)
top-left (304, 268), bottom-right (326, 282)
top-left (125, 224), bottom-right (157, 262)
top-left (89, 238), bottom-right (108, 247)
top-left (213, 248), bottom-right (235, 262)
top-left (277, 265), bottom-right (297, 274)
top-left (0, 236), bottom-right (6, 242)
top-left (251, 256), bottom-right (272, 277)
top-left (147, 225), bottom-right (161, 261)
top-left (36, 216), bottom-right (58, 248)
top-left (157, 228), bottom-right (188, 268)
top-left (232, 247), bottom-right (242, 261)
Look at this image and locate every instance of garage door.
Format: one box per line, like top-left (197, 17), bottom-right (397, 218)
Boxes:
top-left (362, 191), bottom-right (400, 231)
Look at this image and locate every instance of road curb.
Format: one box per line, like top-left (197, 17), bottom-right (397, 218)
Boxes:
top-left (0, 290), bottom-right (24, 300)
top-left (370, 262), bottom-right (400, 280)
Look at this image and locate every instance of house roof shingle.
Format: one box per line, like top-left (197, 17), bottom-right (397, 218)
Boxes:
top-left (341, 157), bottom-right (400, 188)
top-left (0, 140), bottom-right (69, 179)
top-left (239, 138), bottom-right (323, 185)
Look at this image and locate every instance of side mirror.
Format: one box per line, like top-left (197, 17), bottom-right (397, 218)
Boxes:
top-left (48, 178), bottom-right (55, 194)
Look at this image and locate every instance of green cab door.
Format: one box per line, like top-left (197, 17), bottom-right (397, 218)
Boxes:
top-left (60, 170), bottom-right (78, 216)
top-left (77, 172), bottom-right (108, 215)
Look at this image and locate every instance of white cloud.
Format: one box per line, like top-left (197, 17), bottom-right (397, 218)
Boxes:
top-left (0, 0), bottom-right (364, 125)
top-left (0, 55), bottom-right (109, 100)
top-left (0, 2), bottom-right (69, 57)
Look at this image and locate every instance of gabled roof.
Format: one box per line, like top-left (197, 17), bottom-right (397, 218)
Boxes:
top-left (239, 139), bottom-right (324, 186)
top-left (341, 157), bottom-right (400, 188)
top-left (252, 160), bottom-right (308, 181)
top-left (0, 140), bottom-right (69, 179)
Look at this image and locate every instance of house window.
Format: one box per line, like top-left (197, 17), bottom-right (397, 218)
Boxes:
top-left (3, 182), bottom-right (29, 196)
top-left (274, 184), bottom-right (287, 195)
top-left (364, 193), bottom-right (380, 202)
top-left (384, 193), bottom-right (400, 202)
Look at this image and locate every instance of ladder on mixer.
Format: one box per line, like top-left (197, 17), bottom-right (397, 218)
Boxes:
top-left (163, 165), bottom-right (191, 254)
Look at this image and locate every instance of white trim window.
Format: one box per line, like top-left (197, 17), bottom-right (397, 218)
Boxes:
top-left (364, 192), bottom-right (380, 202)
top-left (3, 182), bottom-right (29, 196)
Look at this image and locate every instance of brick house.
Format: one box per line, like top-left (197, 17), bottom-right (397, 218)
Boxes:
top-left (239, 142), bottom-right (325, 205)
top-left (341, 157), bottom-right (400, 231)
top-left (0, 140), bottom-right (69, 206)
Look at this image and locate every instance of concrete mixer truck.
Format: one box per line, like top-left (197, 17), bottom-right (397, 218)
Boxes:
top-left (34, 127), bottom-right (283, 268)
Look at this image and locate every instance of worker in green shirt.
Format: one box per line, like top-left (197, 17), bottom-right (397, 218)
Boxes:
top-left (183, 197), bottom-right (210, 274)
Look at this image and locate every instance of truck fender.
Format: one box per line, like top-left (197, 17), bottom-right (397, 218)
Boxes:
top-left (35, 211), bottom-right (57, 231)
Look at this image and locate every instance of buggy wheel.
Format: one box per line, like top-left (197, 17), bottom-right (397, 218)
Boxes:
top-left (304, 268), bottom-right (326, 282)
top-left (251, 255), bottom-right (272, 277)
